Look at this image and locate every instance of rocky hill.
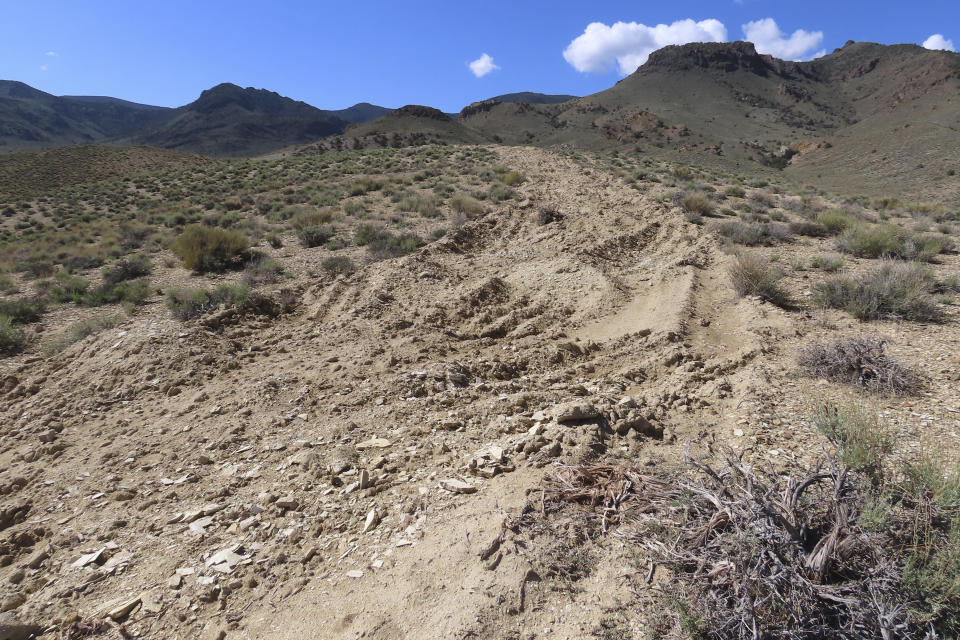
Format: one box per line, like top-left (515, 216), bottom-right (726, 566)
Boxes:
top-left (0, 81), bottom-right (394, 157)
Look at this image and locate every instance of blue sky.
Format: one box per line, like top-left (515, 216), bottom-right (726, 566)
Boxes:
top-left (1, 1), bottom-right (956, 112)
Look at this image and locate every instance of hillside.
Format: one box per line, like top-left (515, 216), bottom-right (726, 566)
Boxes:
top-left (0, 81), bottom-right (174, 150)
top-left (124, 83), bottom-right (350, 157)
top-left (488, 91), bottom-right (577, 104)
top-left (292, 105), bottom-right (487, 154)
top-left (0, 81), bottom-right (395, 156)
top-left (0, 145), bottom-right (218, 199)
top-left (459, 41), bottom-right (960, 201)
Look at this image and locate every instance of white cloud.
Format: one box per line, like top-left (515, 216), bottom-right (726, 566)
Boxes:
top-left (45, 51), bottom-right (57, 57)
top-left (742, 18), bottom-right (823, 60)
top-left (468, 53), bottom-right (500, 78)
top-left (922, 34), bottom-right (955, 52)
top-left (40, 64), bottom-right (48, 72)
top-left (563, 18), bottom-right (727, 75)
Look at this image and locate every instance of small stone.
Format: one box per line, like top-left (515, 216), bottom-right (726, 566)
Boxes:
top-left (553, 401), bottom-right (601, 423)
top-left (7, 568), bottom-right (25, 585)
top-left (0, 612), bottom-right (42, 640)
top-left (440, 479), bottom-right (477, 494)
top-left (358, 469), bottom-right (371, 490)
top-left (101, 595), bottom-right (141, 620)
top-left (362, 509), bottom-right (379, 534)
top-left (168, 574), bottom-right (183, 590)
top-left (275, 496), bottom-right (299, 511)
top-left (345, 570), bottom-right (363, 579)
top-left (0, 593), bottom-right (26, 613)
top-left (201, 624), bottom-right (226, 640)
top-left (356, 437), bottom-right (391, 450)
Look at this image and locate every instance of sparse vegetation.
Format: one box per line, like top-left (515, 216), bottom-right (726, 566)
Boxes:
top-left (714, 220), bottom-right (791, 246)
top-left (0, 314), bottom-right (24, 354)
top-left (165, 283), bottom-right (250, 320)
top-left (814, 260), bottom-right (942, 321)
top-left (42, 314), bottom-right (124, 357)
top-left (837, 224), bottom-right (949, 261)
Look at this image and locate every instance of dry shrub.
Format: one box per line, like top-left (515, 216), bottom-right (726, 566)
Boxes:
top-left (729, 253), bottom-right (791, 308)
top-left (533, 430), bottom-right (960, 638)
top-left (798, 336), bottom-right (923, 394)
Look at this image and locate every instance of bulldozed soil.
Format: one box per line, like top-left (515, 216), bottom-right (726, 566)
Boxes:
top-left (1, 146), bottom-right (959, 639)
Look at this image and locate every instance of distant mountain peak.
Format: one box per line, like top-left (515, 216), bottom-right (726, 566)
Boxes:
top-left (641, 40), bottom-right (787, 76)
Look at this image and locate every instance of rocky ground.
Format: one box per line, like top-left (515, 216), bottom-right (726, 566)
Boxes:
top-left (1, 146), bottom-right (958, 639)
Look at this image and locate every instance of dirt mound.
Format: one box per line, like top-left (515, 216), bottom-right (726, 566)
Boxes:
top-left (1, 145), bottom-right (957, 638)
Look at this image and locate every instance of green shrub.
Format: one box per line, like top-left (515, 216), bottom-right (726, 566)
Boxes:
top-left (0, 273), bottom-right (17, 295)
top-left (48, 273), bottom-right (90, 304)
top-left (265, 231), bottom-right (283, 249)
top-left (728, 254), bottom-right (791, 308)
top-left (321, 256), bottom-right (356, 277)
top-left (681, 194), bottom-right (715, 216)
top-left (810, 255), bottom-right (844, 272)
top-left (0, 315), bottom-right (24, 355)
top-left (170, 224), bottom-right (250, 273)
top-left (0, 297), bottom-right (45, 324)
top-left (789, 221), bottom-right (830, 237)
top-left (814, 261), bottom-right (942, 321)
top-left (354, 224), bottom-right (423, 258)
top-left (813, 402), bottom-right (892, 485)
top-left (102, 255), bottom-right (152, 286)
top-left (165, 284), bottom-right (250, 320)
top-left (498, 170), bottom-right (525, 187)
top-left (816, 210), bottom-right (855, 234)
top-left (724, 186), bottom-right (746, 198)
top-left (298, 225), bottom-right (335, 248)
top-left (82, 279), bottom-right (151, 306)
top-left (837, 225), bottom-right (948, 261)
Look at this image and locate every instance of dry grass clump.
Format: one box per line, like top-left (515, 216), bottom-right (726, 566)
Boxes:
top-left (534, 406), bottom-right (960, 638)
top-left (813, 260), bottom-right (942, 322)
top-left (291, 208), bottom-right (335, 229)
top-left (448, 194), bottom-right (485, 218)
top-left (242, 256), bottom-right (285, 286)
top-left (798, 336), bottom-right (923, 394)
top-left (728, 253), bottom-right (791, 308)
top-left (681, 193), bottom-right (715, 216)
top-left (42, 313), bottom-right (124, 357)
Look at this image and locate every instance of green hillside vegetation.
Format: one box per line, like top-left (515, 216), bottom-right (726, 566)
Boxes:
top-left (0, 145), bottom-right (218, 199)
